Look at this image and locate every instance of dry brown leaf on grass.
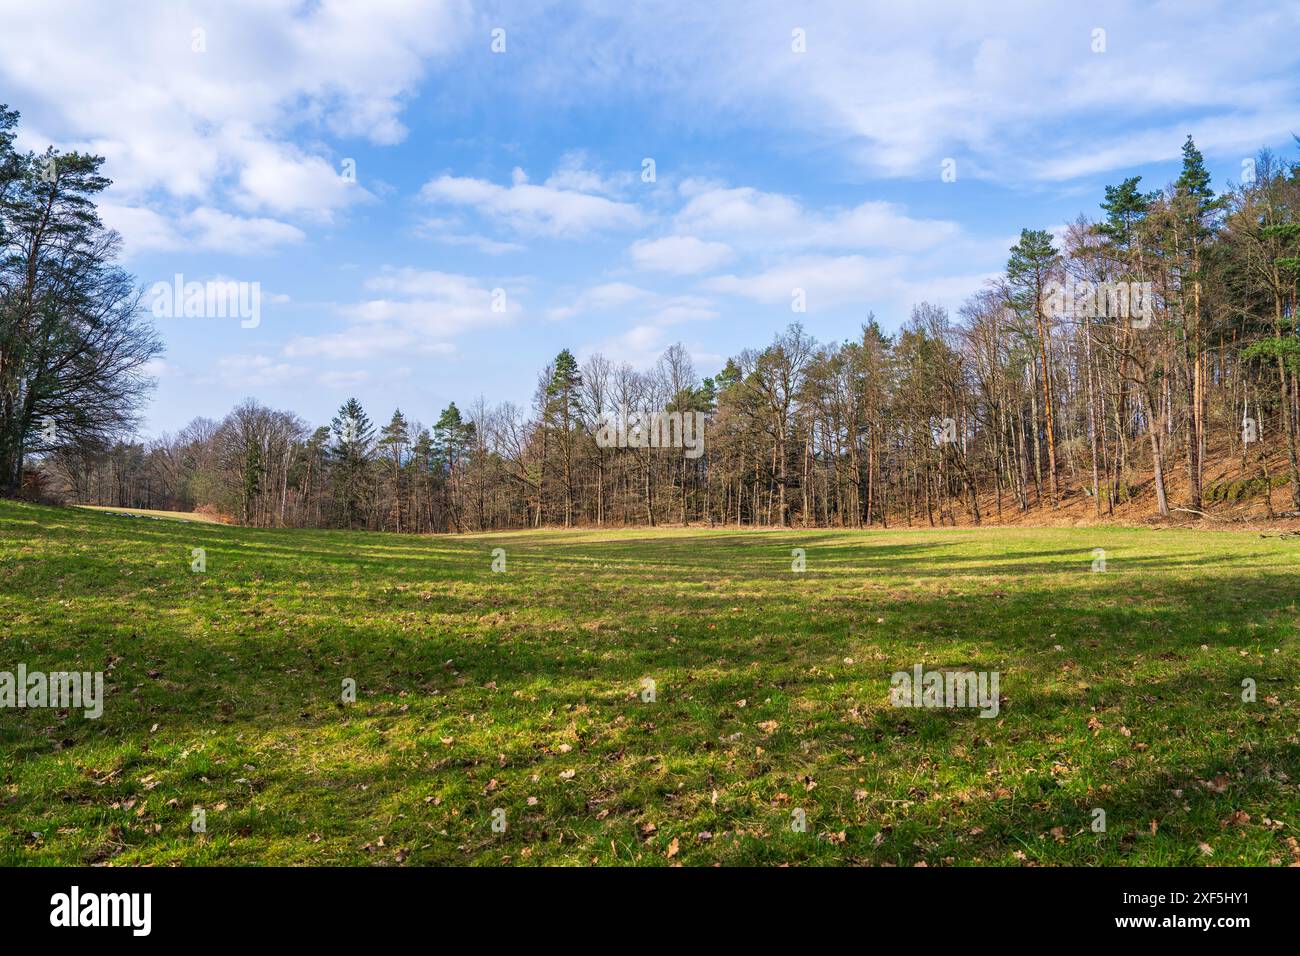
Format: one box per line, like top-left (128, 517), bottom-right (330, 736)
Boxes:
top-left (1203, 775), bottom-right (1230, 794)
top-left (1285, 837), bottom-right (1300, 864)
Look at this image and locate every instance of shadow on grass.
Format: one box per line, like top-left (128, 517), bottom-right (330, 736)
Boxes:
top-left (2, 501), bottom-right (1297, 865)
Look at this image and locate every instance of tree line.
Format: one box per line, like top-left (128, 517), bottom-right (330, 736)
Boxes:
top-left (6, 100), bottom-right (1299, 529)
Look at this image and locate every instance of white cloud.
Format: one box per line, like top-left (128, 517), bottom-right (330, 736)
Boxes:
top-left (96, 203), bottom-right (185, 259)
top-left (284, 267), bottom-right (515, 360)
top-left (545, 282), bottom-right (654, 321)
top-left (493, 1), bottom-right (1300, 181)
top-left (188, 207), bottom-right (306, 255)
top-left (705, 255), bottom-right (906, 310)
top-left (706, 254), bottom-right (1006, 316)
top-left (97, 202), bottom-right (305, 256)
top-left (675, 186), bottom-right (958, 252)
top-left (558, 281), bottom-right (720, 370)
top-left (1031, 112), bottom-right (1300, 182)
top-left (0, 0), bottom-right (467, 253)
top-left (675, 185), bottom-right (803, 236)
top-left (414, 216), bottom-right (525, 254)
top-left (230, 131), bottom-right (370, 220)
top-left (546, 282), bottom-right (719, 326)
top-left (898, 270), bottom-right (1006, 317)
top-left (543, 150), bottom-right (635, 197)
top-left (420, 168), bottom-right (645, 238)
top-left (579, 324), bottom-right (673, 371)
top-left (577, 323), bottom-right (722, 373)
top-left (629, 235), bottom-right (735, 275)
top-left (212, 354), bottom-right (307, 390)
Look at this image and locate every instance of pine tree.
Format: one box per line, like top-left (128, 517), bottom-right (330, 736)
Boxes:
top-left (1171, 135), bottom-right (1224, 510)
top-left (1007, 228), bottom-right (1061, 506)
top-left (0, 105), bottom-right (161, 494)
top-left (434, 403), bottom-right (468, 531)
top-left (329, 398), bottom-right (374, 528)
top-left (409, 428), bottom-right (436, 532)
top-left (545, 349), bottom-right (584, 526)
top-left (713, 358), bottom-right (742, 394)
top-left (1097, 175), bottom-right (1168, 514)
top-left (378, 409), bottom-right (410, 531)
top-left (1098, 176), bottom-right (1153, 257)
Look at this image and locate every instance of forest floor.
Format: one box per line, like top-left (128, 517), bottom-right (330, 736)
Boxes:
top-left (1, 498), bottom-right (1297, 866)
top-left (925, 440), bottom-right (1300, 531)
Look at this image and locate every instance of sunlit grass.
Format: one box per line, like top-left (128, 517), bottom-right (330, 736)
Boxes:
top-left (75, 505), bottom-right (226, 524)
top-left (1, 500), bottom-right (1297, 866)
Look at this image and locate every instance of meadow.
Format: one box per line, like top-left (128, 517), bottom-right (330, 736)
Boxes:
top-left (1, 498), bottom-right (1297, 866)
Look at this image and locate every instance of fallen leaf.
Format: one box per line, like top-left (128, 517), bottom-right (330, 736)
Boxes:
top-left (1204, 775), bottom-right (1230, 794)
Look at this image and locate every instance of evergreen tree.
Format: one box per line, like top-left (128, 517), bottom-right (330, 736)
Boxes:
top-left (434, 403), bottom-right (470, 531)
top-left (409, 427), bottom-right (436, 532)
top-left (1098, 176), bottom-right (1154, 257)
top-left (1169, 135), bottom-right (1225, 510)
top-left (0, 105), bottom-right (161, 493)
top-left (545, 349), bottom-right (584, 526)
top-left (329, 398), bottom-right (374, 528)
top-left (378, 409), bottom-right (410, 531)
top-left (1006, 228), bottom-right (1062, 505)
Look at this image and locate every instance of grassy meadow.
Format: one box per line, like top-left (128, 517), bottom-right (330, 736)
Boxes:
top-left (1, 498), bottom-right (1297, 866)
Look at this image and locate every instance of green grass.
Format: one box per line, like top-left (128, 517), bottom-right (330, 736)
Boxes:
top-left (1, 499), bottom-right (1297, 866)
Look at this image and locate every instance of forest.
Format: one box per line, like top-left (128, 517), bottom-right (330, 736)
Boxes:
top-left (7, 107), bottom-right (1299, 531)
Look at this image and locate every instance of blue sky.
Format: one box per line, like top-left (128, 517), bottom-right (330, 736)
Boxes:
top-left (3, 0), bottom-right (1299, 436)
